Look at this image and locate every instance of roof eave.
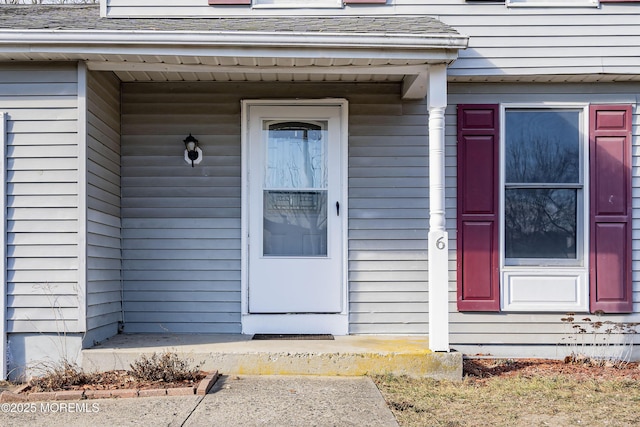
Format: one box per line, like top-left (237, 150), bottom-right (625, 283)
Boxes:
top-left (0, 29), bottom-right (469, 54)
top-left (0, 29), bottom-right (469, 100)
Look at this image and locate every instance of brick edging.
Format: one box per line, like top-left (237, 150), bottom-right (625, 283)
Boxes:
top-left (0, 371), bottom-right (219, 402)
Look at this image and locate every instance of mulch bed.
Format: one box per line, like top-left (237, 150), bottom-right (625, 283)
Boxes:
top-left (464, 358), bottom-right (640, 382)
top-left (0, 371), bottom-right (218, 402)
top-left (26, 370), bottom-right (208, 392)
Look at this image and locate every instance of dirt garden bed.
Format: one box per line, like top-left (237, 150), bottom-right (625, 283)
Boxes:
top-left (463, 357), bottom-right (640, 382)
top-left (0, 352), bottom-right (219, 401)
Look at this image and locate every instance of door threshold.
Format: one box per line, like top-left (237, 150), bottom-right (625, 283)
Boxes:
top-left (242, 313), bottom-right (348, 335)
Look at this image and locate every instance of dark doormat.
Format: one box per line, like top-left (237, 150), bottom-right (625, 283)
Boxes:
top-left (252, 334), bottom-right (335, 340)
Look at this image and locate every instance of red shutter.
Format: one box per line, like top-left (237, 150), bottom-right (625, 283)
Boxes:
top-left (590, 105), bottom-right (633, 313)
top-left (457, 105), bottom-right (500, 311)
top-left (208, 0), bottom-right (251, 5)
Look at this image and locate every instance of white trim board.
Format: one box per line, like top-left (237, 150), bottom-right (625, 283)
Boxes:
top-left (77, 62), bottom-right (88, 334)
top-left (0, 112), bottom-right (6, 380)
top-left (242, 314), bottom-right (349, 335)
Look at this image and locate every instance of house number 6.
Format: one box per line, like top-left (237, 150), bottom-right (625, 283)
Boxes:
top-left (436, 237), bottom-right (446, 250)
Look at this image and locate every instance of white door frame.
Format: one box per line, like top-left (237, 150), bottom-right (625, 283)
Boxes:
top-left (240, 99), bottom-right (349, 335)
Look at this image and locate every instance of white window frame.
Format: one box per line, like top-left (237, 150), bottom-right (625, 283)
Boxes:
top-left (506, 0), bottom-right (599, 7)
top-left (253, 0), bottom-right (342, 8)
top-left (499, 104), bottom-right (589, 312)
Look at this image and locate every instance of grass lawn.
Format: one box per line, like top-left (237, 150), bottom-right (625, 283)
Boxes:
top-left (373, 359), bottom-right (640, 427)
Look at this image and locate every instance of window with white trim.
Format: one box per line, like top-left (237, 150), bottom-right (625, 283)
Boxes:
top-left (503, 108), bottom-right (585, 265)
top-left (209, 0), bottom-right (386, 7)
top-left (253, 0), bottom-right (342, 7)
top-left (501, 106), bottom-right (588, 311)
top-left (506, 0), bottom-right (599, 7)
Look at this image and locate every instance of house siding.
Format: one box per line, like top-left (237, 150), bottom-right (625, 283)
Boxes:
top-left (103, 1), bottom-right (640, 79)
top-left (447, 82), bottom-right (640, 354)
top-left (85, 70), bottom-right (122, 345)
top-left (349, 95), bottom-right (429, 334)
top-left (1, 63), bottom-right (81, 335)
top-left (120, 82), bottom-right (243, 334)
top-left (120, 81), bottom-right (429, 335)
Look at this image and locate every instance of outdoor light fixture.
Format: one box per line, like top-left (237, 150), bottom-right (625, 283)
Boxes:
top-left (183, 133), bottom-right (203, 167)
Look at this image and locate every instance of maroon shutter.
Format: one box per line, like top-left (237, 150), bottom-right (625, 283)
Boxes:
top-left (590, 105), bottom-right (633, 313)
top-left (208, 0), bottom-right (251, 5)
top-left (457, 105), bottom-right (500, 311)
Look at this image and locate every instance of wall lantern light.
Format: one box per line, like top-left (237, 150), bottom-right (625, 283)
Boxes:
top-left (183, 133), bottom-right (203, 167)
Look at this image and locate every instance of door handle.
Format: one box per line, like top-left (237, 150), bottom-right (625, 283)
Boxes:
top-left (336, 201), bottom-right (340, 216)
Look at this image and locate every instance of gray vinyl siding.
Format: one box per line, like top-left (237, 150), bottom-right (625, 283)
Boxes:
top-left (120, 81), bottom-right (428, 334)
top-left (447, 82), bottom-right (640, 347)
top-left (349, 95), bottom-right (429, 334)
top-left (438, 3), bottom-right (640, 79)
top-left (120, 82), bottom-right (243, 334)
top-left (86, 70), bottom-right (122, 345)
top-left (103, 1), bottom-right (640, 78)
top-left (1, 63), bottom-right (81, 334)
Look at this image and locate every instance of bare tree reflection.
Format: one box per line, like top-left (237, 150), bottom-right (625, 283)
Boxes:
top-left (263, 122), bottom-right (328, 256)
top-left (505, 111), bottom-right (580, 260)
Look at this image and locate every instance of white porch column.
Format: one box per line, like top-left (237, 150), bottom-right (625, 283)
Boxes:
top-left (427, 64), bottom-right (450, 352)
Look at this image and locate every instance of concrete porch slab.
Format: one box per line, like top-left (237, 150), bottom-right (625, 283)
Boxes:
top-left (81, 335), bottom-right (462, 380)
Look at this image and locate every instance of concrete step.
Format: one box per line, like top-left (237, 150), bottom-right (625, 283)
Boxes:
top-left (81, 334), bottom-right (462, 380)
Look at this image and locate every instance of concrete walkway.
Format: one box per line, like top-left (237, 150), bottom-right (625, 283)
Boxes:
top-left (2, 375), bottom-right (399, 427)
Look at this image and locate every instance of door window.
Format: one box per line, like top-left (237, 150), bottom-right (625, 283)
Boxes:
top-left (263, 121), bottom-right (329, 257)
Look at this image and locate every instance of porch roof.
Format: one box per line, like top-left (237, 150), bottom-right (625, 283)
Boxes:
top-left (1, 5), bottom-right (459, 35)
top-left (0, 5), bottom-right (468, 99)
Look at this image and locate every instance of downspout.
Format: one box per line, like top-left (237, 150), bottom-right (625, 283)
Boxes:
top-left (427, 64), bottom-right (450, 352)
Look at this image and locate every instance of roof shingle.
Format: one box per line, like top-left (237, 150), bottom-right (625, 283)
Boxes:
top-left (0, 5), bottom-right (460, 36)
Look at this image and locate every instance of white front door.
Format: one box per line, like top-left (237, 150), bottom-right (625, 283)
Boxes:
top-left (243, 100), bottom-right (347, 334)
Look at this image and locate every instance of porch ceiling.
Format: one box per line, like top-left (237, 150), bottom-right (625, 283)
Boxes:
top-left (0, 5), bottom-right (468, 99)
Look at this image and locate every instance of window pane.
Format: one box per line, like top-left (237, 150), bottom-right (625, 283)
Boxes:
top-left (265, 121), bottom-right (327, 189)
top-left (263, 121), bottom-right (328, 257)
top-left (505, 111), bottom-right (580, 183)
top-left (263, 191), bottom-right (327, 256)
top-left (505, 189), bottom-right (577, 259)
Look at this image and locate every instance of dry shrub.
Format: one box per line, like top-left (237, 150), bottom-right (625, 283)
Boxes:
top-left (560, 311), bottom-right (640, 366)
top-left (127, 352), bottom-right (201, 383)
top-left (29, 361), bottom-right (89, 392)
top-left (27, 352), bottom-right (202, 392)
